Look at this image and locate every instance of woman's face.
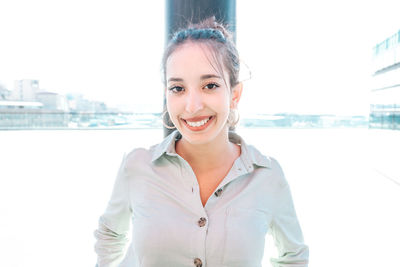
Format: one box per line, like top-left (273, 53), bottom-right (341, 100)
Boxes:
top-left (165, 42), bottom-right (241, 146)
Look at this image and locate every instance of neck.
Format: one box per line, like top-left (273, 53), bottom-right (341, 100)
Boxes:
top-left (176, 130), bottom-right (239, 172)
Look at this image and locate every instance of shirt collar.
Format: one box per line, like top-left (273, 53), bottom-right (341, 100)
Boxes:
top-left (228, 131), bottom-right (272, 169)
top-left (151, 130), bottom-right (182, 162)
top-left (151, 130), bottom-right (271, 169)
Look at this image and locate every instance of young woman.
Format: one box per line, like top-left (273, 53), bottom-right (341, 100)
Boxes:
top-left (94, 18), bottom-right (309, 267)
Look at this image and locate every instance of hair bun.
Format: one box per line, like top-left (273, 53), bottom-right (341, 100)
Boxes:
top-left (189, 16), bottom-right (233, 42)
top-left (171, 27), bottom-right (226, 44)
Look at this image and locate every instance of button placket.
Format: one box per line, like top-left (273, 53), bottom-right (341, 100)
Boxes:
top-left (193, 258), bottom-right (202, 267)
top-left (197, 217), bottom-right (207, 227)
top-left (214, 188), bottom-right (223, 197)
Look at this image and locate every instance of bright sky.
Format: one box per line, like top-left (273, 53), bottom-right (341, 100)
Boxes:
top-left (0, 0), bottom-right (399, 115)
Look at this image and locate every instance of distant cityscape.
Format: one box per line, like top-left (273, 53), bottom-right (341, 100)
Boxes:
top-left (0, 79), bottom-right (163, 129)
top-left (0, 79), bottom-right (371, 130)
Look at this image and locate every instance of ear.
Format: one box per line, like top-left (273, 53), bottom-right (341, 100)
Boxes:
top-left (230, 82), bottom-right (243, 109)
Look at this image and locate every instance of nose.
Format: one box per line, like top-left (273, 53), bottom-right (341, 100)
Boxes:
top-left (185, 89), bottom-right (204, 114)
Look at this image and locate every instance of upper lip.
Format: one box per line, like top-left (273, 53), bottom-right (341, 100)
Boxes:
top-left (182, 115), bottom-right (212, 122)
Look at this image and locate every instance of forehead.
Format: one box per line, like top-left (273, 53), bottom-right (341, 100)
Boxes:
top-left (166, 42), bottom-right (224, 79)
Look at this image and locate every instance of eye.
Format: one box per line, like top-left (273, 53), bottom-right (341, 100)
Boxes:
top-left (168, 86), bottom-right (184, 94)
top-left (204, 83), bottom-right (219, 90)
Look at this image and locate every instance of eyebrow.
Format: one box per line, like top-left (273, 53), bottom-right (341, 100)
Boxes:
top-left (167, 74), bottom-right (222, 83)
top-left (200, 74), bottom-right (221, 80)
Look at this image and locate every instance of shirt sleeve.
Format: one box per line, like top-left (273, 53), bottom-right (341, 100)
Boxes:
top-left (269, 167), bottom-right (309, 266)
top-left (94, 153), bottom-right (133, 267)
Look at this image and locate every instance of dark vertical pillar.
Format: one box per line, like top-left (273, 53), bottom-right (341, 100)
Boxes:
top-left (163, 0), bottom-right (236, 137)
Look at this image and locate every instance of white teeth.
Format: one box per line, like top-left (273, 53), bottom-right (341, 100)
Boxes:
top-left (186, 117), bottom-right (211, 127)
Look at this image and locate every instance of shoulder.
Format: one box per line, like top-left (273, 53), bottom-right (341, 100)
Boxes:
top-left (268, 156), bottom-right (289, 188)
top-left (121, 145), bottom-right (156, 172)
top-left (121, 131), bottom-right (178, 171)
top-left (125, 147), bottom-right (152, 162)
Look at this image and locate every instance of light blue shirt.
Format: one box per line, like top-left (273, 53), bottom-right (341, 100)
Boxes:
top-left (94, 130), bottom-right (309, 267)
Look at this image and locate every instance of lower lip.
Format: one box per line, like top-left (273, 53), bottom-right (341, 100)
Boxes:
top-left (182, 116), bottom-right (215, 132)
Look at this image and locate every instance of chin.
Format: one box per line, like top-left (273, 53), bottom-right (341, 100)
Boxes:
top-left (177, 121), bottom-right (229, 146)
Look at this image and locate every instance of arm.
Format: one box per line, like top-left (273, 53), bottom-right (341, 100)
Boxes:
top-left (94, 153), bottom-right (132, 267)
top-left (270, 170), bottom-right (309, 266)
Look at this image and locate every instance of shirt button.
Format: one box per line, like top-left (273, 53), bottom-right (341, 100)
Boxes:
top-left (193, 258), bottom-right (202, 267)
top-left (214, 188), bottom-right (223, 197)
top-left (197, 217), bottom-right (207, 227)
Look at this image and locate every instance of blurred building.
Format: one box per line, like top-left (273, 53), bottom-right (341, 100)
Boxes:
top-left (0, 80), bottom-right (70, 128)
top-left (0, 84), bottom-right (11, 100)
top-left (12, 79), bottom-right (39, 101)
top-left (1, 80), bottom-right (115, 129)
top-left (66, 93), bottom-right (106, 112)
top-left (0, 101), bottom-right (43, 110)
top-left (36, 92), bottom-right (69, 111)
top-left (370, 29), bottom-right (400, 130)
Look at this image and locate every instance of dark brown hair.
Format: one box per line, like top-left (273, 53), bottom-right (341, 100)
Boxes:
top-left (162, 17), bottom-right (240, 90)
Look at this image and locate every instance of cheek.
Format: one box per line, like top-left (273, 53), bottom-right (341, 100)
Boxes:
top-left (166, 97), bottom-right (172, 113)
top-left (215, 93), bottom-right (231, 114)
top-left (166, 96), bottom-right (179, 119)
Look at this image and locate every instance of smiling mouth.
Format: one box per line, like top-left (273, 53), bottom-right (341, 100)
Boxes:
top-left (182, 116), bottom-right (214, 129)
